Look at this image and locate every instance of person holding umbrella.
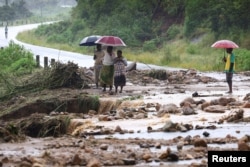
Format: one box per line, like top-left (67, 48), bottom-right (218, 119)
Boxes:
top-left (211, 40), bottom-right (238, 94)
top-left (223, 48), bottom-right (235, 94)
top-left (99, 46), bottom-right (116, 92)
top-left (93, 44), bottom-right (105, 88)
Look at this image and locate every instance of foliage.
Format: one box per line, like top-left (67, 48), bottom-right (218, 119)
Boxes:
top-left (0, 0), bottom-right (32, 21)
top-left (143, 40), bottom-right (157, 52)
top-left (166, 24), bottom-right (182, 40)
top-left (184, 0), bottom-right (250, 39)
top-left (0, 41), bottom-right (36, 75)
top-left (15, 0), bottom-right (250, 72)
top-left (235, 49), bottom-right (250, 71)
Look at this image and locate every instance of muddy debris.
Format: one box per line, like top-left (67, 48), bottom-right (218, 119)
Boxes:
top-left (0, 63), bottom-right (250, 166)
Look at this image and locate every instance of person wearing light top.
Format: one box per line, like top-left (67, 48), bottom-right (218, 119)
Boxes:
top-left (223, 48), bottom-right (235, 94)
top-left (99, 46), bottom-right (116, 92)
top-left (93, 44), bottom-right (105, 88)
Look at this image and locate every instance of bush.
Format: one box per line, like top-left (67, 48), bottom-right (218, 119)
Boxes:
top-left (235, 49), bottom-right (250, 71)
top-left (143, 40), bottom-right (157, 52)
top-left (0, 41), bottom-right (36, 75)
top-left (161, 46), bottom-right (180, 64)
top-left (186, 44), bottom-right (199, 54)
top-left (167, 24), bottom-right (181, 40)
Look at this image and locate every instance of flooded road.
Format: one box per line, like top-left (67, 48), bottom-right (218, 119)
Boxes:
top-left (0, 23), bottom-right (250, 166)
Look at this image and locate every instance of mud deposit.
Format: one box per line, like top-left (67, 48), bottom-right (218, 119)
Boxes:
top-left (0, 67), bottom-right (250, 167)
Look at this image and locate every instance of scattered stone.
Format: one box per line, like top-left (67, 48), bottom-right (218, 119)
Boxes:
top-left (239, 135), bottom-right (250, 143)
top-left (238, 140), bottom-right (250, 151)
top-left (100, 144), bottom-right (108, 150)
top-left (202, 131), bottom-right (210, 137)
top-left (204, 105), bottom-right (226, 113)
top-left (87, 158), bottom-right (101, 167)
top-left (147, 126), bottom-right (153, 132)
top-left (122, 158), bottom-right (136, 165)
top-left (242, 101), bottom-right (250, 108)
top-left (71, 154), bottom-right (82, 166)
top-left (98, 115), bottom-right (109, 121)
top-left (181, 102), bottom-right (196, 115)
top-left (155, 142), bottom-right (161, 149)
top-left (177, 124), bottom-right (188, 132)
top-left (167, 153), bottom-right (179, 162)
top-left (142, 153), bottom-right (152, 161)
top-left (243, 93), bottom-right (250, 101)
top-left (177, 142), bottom-right (184, 150)
top-left (159, 152), bottom-right (168, 159)
top-left (193, 139), bottom-right (207, 147)
top-left (161, 119), bottom-right (178, 132)
top-left (220, 109), bottom-right (244, 122)
top-left (185, 154), bottom-right (194, 160)
top-left (184, 135), bottom-right (192, 144)
top-left (157, 103), bottom-right (180, 116)
top-left (114, 126), bottom-right (123, 133)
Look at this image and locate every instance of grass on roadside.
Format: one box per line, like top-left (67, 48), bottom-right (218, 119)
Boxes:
top-left (17, 30), bottom-right (234, 72)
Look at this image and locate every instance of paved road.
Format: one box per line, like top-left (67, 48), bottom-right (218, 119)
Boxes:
top-left (0, 23), bottom-right (95, 68)
top-left (0, 23), bottom-right (179, 70)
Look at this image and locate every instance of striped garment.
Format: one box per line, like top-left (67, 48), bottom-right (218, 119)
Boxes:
top-left (114, 60), bottom-right (126, 77)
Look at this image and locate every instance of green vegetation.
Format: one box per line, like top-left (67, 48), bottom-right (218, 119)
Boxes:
top-left (0, 41), bottom-right (36, 75)
top-left (15, 0), bottom-right (250, 71)
top-left (0, 0), bottom-right (32, 22)
top-left (0, 41), bottom-right (37, 99)
top-left (0, 0), bottom-right (75, 25)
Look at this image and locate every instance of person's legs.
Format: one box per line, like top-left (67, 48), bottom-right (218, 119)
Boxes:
top-left (94, 65), bottom-right (102, 88)
top-left (109, 85), bottom-right (112, 91)
top-left (226, 72), bottom-right (233, 93)
top-left (115, 86), bottom-right (118, 93)
top-left (120, 86), bottom-right (123, 93)
top-left (103, 84), bottom-right (106, 92)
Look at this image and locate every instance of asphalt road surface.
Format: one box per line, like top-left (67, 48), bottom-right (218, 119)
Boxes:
top-left (0, 23), bottom-right (178, 70)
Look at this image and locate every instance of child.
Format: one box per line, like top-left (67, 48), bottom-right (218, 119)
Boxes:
top-left (113, 50), bottom-right (127, 93)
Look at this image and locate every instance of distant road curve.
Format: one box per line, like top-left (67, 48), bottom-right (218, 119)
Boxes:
top-left (0, 23), bottom-right (178, 70)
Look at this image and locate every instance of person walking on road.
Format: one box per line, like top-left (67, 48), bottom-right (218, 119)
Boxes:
top-left (5, 25), bottom-right (8, 39)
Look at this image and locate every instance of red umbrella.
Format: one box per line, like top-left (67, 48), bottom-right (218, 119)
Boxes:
top-left (95, 36), bottom-right (126, 47)
top-left (211, 40), bottom-right (239, 48)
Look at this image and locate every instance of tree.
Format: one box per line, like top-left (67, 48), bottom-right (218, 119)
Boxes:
top-left (11, 0), bottom-right (32, 19)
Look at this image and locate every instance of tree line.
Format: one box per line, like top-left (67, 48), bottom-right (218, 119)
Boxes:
top-left (33, 0), bottom-right (249, 49)
top-left (0, 0), bottom-right (32, 21)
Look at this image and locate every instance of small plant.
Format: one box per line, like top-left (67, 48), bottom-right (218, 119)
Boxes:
top-left (143, 40), bottom-right (157, 52)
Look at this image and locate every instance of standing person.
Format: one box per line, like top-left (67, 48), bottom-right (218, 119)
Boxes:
top-left (223, 48), bottom-right (235, 94)
top-left (93, 44), bottom-right (105, 88)
top-left (5, 25), bottom-right (8, 39)
top-left (114, 50), bottom-right (127, 93)
top-left (99, 46), bottom-right (116, 92)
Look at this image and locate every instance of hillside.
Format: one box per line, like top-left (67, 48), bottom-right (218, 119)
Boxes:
top-left (15, 0), bottom-right (250, 71)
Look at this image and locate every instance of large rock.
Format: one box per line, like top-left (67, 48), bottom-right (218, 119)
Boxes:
top-left (157, 103), bottom-right (180, 117)
top-left (162, 119), bottom-right (178, 132)
top-left (204, 105), bottom-right (226, 113)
